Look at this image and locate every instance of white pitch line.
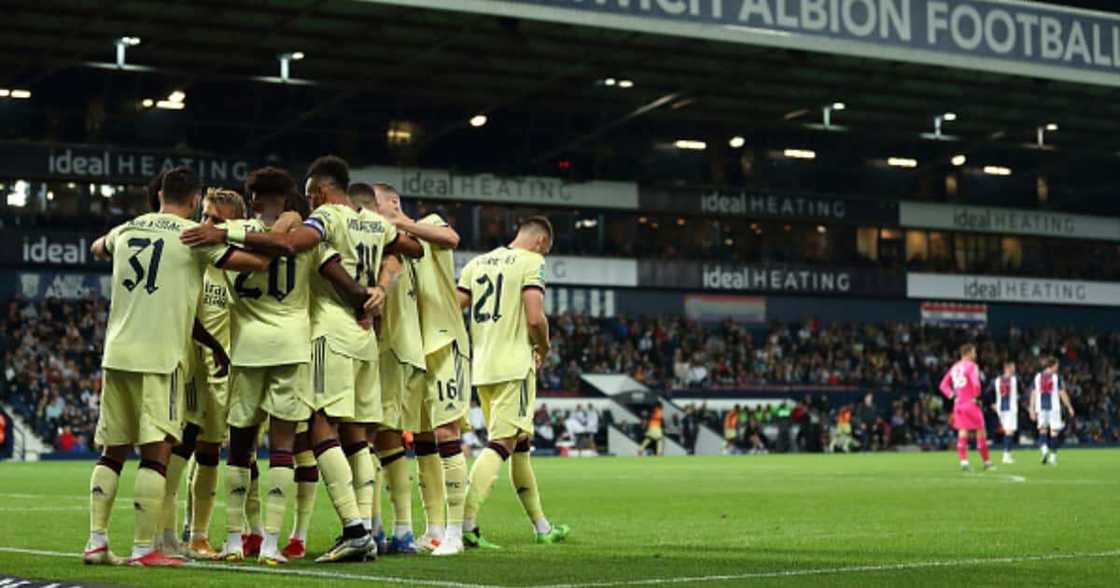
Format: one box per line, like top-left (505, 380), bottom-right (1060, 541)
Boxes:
top-left (529, 550), bottom-right (1120, 587)
top-left (4, 546), bottom-right (1119, 588)
top-left (0, 547), bottom-right (502, 588)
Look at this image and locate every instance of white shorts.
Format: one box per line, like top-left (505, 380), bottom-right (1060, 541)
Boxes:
top-left (1036, 409), bottom-right (1063, 431)
top-left (997, 411), bottom-right (1017, 433)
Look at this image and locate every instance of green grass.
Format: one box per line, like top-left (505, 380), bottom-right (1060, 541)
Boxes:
top-left (1, 450), bottom-right (1118, 587)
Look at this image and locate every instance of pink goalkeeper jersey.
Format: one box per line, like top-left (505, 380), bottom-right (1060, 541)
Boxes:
top-left (940, 359), bottom-right (981, 408)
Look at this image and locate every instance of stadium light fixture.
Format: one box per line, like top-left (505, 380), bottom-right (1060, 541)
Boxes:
top-left (951, 154), bottom-right (967, 166)
top-left (115, 36), bottom-right (141, 69)
top-left (729, 136), bottom-right (746, 149)
top-left (277, 52), bottom-right (304, 82)
top-left (155, 100), bottom-right (185, 110)
top-left (784, 148), bottom-right (816, 160)
top-left (470, 114), bottom-right (488, 128)
top-left (618, 79), bottom-right (634, 88)
top-left (603, 78), bottom-right (617, 86)
top-left (887, 157), bottom-right (918, 168)
top-left (141, 98), bottom-right (154, 108)
top-left (1037, 123), bottom-right (1059, 147)
top-left (673, 139), bottom-right (707, 150)
top-left (933, 112), bottom-right (956, 138)
top-left (983, 165), bottom-right (1012, 176)
top-left (822, 102), bottom-right (845, 128)
top-left (0, 89), bottom-right (31, 99)
top-left (167, 90), bottom-right (185, 103)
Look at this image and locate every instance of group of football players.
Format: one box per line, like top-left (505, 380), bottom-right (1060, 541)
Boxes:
top-left (82, 155), bottom-right (568, 568)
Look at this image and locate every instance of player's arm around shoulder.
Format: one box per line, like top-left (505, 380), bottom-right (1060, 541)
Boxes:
top-left (398, 213), bottom-right (460, 250)
top-left (91, 221), bottom-right (127, 260)
top-left (204, 221), bottom-right (269, 273)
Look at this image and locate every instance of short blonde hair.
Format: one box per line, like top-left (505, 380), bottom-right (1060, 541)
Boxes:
top-left (204, 187), bottom-right (246, 220)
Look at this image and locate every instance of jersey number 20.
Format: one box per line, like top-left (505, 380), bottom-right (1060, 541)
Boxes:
top-left (235, 257), bottom-right (296, 301)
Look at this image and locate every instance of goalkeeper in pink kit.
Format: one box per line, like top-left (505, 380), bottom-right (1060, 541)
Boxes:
top-left (939, 343), bottom-right (994, 471)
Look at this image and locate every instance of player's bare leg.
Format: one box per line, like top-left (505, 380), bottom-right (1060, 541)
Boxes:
top-left (309, 412), bottom-right (371, 563)
top-left (129, 438), bottom-right (185, 567)
top-left (187, 440), bottom-right (222, 558)
top-left (375, 428), bottom-right (416, 554)
top-left (259, 419), bottom-right (298, 564)
top-left (85, 444), bottom-right (130, 566)
top-left (429, 422), bottom-right (468, 556)
top-left (283, 430), bottom-right (318, 559)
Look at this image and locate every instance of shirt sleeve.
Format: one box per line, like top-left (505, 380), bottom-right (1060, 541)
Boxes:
top-left (102, 223), bottom-right (127, 256)
top-left (521, 255), bottom-right (546, 292)
top-left (305, 207), bottom-right (332, 240)
top-left (383, 219), bottom-right (399, 250)
top-left (317, 242), bottom-right (342, 272)
top-left (456, 259), bottom-right (473, 296)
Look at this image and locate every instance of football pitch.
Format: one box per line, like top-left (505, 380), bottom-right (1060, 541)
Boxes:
top-left (1, 450), bottom-right (1118, 587)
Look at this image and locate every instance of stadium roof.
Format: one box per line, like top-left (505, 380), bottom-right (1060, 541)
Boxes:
top-left (2, 0), bottom-right (1119, 212)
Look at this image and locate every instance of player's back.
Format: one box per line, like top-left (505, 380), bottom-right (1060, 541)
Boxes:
top-left (995, 375), bottom-right (1017, 411)
top-left (1035, 371), bottom-right (1059, 409)
top-left (946, 359), bottom-right (980, 403)
top-left (414, 214), bottom-right (469, 356)
top-left (306, 203), bottom-right (397, 360)
top-left (381, 254), bottom-right (425, 367)
top-left (103, 212), bottom-right (230, 374)
top-left (227, 218), bottom-right (316, 366)
top-left (459, 246), bottom-right (545, 385)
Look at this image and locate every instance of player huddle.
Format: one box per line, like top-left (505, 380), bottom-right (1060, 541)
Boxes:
top-left (939, 344), bottom-right (1076, 471)
top-left (82, 155), bottom-right (569, 568)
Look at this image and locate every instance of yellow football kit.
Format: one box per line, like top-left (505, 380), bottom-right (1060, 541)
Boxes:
top-left (414, 214), bottom-right (472, 430)
top-left (97, 212), bottom-right (231, 447)
top-left (380, 255), bottom-right (427, 432)
top-left (305, 203), bottom-right (397, 422)
top-left (457, 246), bottom-right (546, 439)
top-left (226, 218), bottom-right (320, 427)
top-left (184, 265), bottom-right (232, 443)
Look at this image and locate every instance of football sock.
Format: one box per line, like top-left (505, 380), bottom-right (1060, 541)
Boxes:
top-left (292, 451), bottom-right (319, 542)
top-left (371, 451), bottom-right (384, 534)
top-left (956, 436), bottom-right (968, 461)
top-left (263, 451), bottom-right (295, 556)
top-left (440, 441), bottom-right (468, 530)
top-left (89, 456), bottom-right (123, 544)
top-left (1040, 431), bottom-right (1051, 451)
top-left (379, 447), bottom-right (412, 537)
top-left (246, 462), bottom-right (262, 536)
top-left (190, 452), bottom-right (220, 540)
top-left (1051, 431), bottom-right (1062, 454)
top-left (978, 437), bottom-right (991, 463)
top-left (225, 464), bottom-right (252, 537)
top-left (314, 439), bottom-right (361, 526)
top-left (133, 460), bottom-right (167, 555)
top-left (1003, 435), bottom-right (1013, 453)
top-left (159, 452), bottom-right (188, 540)
top-left (415, 440), bottom-right (446, 530)
top-left (463, 443), bottom-right (509, 529)
top-left (344, 442), bottom-right (375, 530)
top-left (511, 439), bottom-right (550, 533)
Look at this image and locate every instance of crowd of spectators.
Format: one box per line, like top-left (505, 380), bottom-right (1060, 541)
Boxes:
top-left (541, 314), bottom-right (1120, 448)
top-left (2, 295), bottom-right (1118, 453)
top-left (1, 297), bottom-right (107, 453)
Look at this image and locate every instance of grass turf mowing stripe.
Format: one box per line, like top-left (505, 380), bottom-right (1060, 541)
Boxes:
top-left (0, 547), bottom-right (503, 588)
top-left (5, 546), bottom-right (1120, 587)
